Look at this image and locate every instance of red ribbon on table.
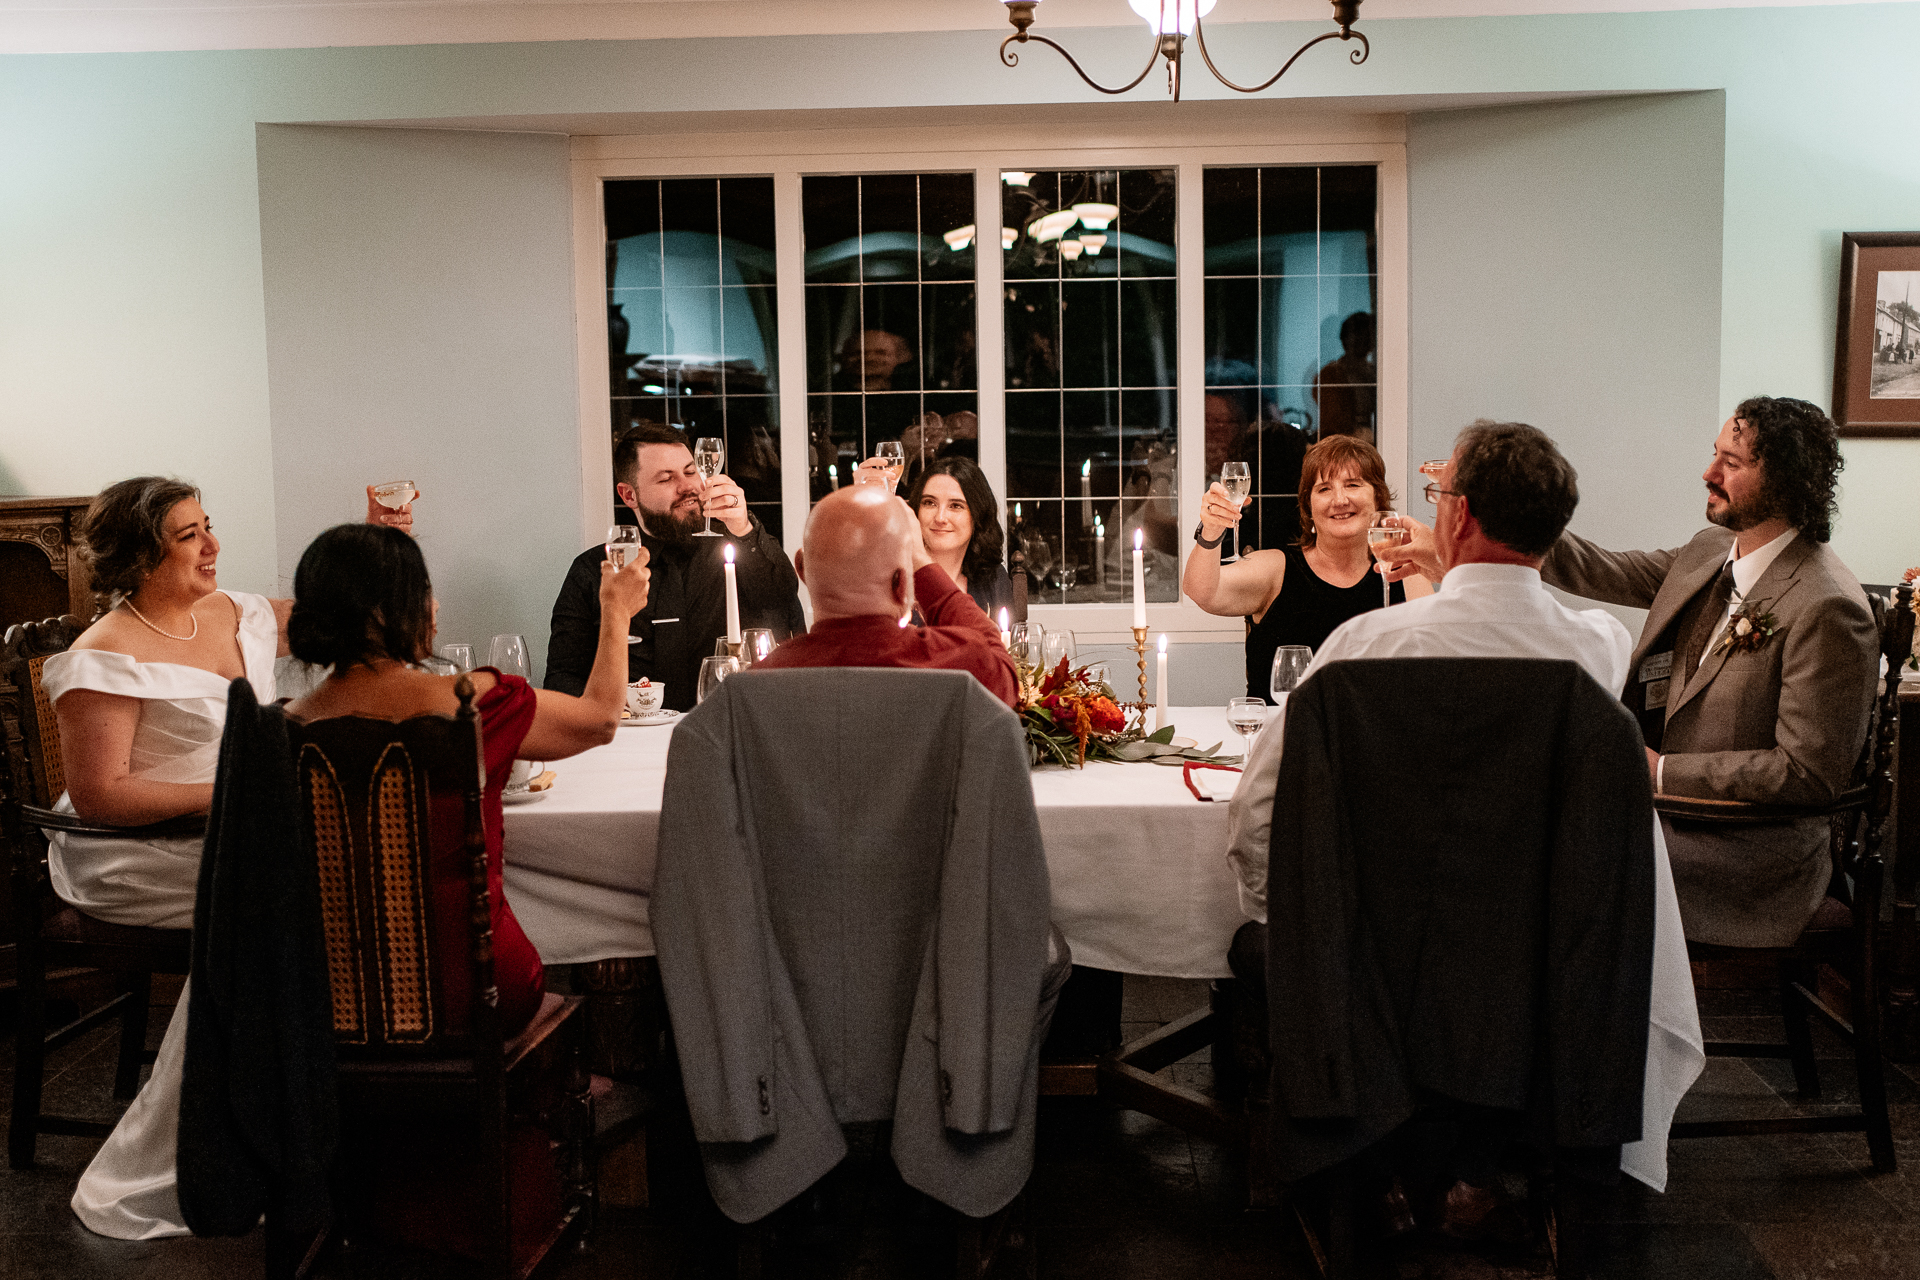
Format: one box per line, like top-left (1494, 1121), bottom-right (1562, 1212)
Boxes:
top-left (1182, 760), bottom-right (1242, 802)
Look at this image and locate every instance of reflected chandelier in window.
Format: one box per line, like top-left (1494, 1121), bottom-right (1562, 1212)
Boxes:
top-left (999, 0), bottom-right (1368, 102)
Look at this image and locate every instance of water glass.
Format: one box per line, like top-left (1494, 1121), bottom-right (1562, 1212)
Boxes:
top-left (1058, 565), bottom-right (1078, 596)
top-left (605, 524), bottom-right (642, 569)
top-left (1227, 696), bottom-right (1267, 753)
top-left (742, 628), bottom-right (776, 666)
top-left (697, 655), bottom-right (741, 704)
top-left (1270, 645), bottom-right (1311, 702)
top-left (1010, 621), bottom-right (1044, 667)
top-left (1040, 629), bottom-right (1076, 671)
top-left (488, 634), bottom-right (531, 681)
top-left (438, 643), bottom-right (473, 673)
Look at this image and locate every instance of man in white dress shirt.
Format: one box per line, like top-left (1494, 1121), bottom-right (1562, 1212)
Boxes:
top-left (1226, 420), bottom-right (1702, 1198)
top-left (1227, 421), bottom-right (1631, 922)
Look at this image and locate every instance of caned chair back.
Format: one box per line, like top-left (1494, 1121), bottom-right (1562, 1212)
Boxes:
top-left (3, 615), bottom-right (86, 811)
top-left (284, 679), bottom-right (499, 1058)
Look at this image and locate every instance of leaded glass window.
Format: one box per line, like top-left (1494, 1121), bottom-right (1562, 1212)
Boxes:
top-left (1202, 165), bottom-right (1377, 552)
top-left (802, 173), bottom-right (977, 500)
top-left (1002, 168), bottom-right (1178, 605)
top-left (605, 177), bottom-right (783, 536)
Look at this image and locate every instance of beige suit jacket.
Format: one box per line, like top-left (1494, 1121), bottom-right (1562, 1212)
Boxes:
top-left (1542, 527), bottom-right (1877, 946)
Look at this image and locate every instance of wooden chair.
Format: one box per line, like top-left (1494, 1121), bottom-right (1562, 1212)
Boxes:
top-left (283, 679), bottom-right (595, 1279)
top-left (3, 614), bottom-right (198, 1170)
top-left (1659, 582), bottom-right (1915, 1173)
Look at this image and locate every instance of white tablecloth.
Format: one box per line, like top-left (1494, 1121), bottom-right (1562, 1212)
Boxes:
top-left (499, 702), bottom-right (1700, 1191)
top-left (502, 706), bottom-right (1249, 980)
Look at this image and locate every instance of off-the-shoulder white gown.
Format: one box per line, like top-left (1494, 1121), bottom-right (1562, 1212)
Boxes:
top-left (40, 590), bottom-right (278, 1240)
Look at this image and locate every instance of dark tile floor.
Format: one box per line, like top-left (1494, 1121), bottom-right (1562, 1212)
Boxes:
top-left (5, 975), bottom-right (1920, 1278)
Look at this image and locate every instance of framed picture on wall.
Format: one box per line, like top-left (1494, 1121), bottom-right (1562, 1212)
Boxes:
top-left (1834, 232), bottom-right (1920, 437)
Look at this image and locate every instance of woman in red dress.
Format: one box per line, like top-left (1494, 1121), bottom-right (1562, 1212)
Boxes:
top-left (283, 522), bottom-right (649, 1034)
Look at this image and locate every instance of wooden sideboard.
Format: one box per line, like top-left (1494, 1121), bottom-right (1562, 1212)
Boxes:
top-left (1, 496), bottom-right (93, 992)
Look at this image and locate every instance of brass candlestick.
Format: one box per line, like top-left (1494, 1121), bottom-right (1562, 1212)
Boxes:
top-left (1130, 625), bottom-right (1151, 725)
top-left (726, 639), bottom-right (743, 660)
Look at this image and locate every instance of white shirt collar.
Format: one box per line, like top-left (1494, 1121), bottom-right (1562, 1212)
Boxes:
top-left (1725, 526), bottom-right (1798, 602)
top-left (1437, 561), bottom-right (1544, 592)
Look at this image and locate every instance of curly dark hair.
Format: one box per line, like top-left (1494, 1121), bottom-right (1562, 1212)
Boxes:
top-left (287, 524), bottom-right (435, 670)
top-left (1729, 396), bottom-right (1842, 543)
top-left (77, 476), bottom-right (203, 613)
top-left (1451, 420), bottom-right (1580, 557)
top-left (904, 456), bottom-right (1006, 590)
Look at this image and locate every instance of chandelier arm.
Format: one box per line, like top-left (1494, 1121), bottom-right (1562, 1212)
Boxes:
top-left (998, 29), bottom-right (1167, 95)
top-left (1189, 16), bottom-right (1368, 95)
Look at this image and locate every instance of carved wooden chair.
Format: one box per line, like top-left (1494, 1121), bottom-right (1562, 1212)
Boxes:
top-left (1659, 582), bottom-right (1915, 1173)
top-left (3, 614), bottom-right (199, 1170)
top-left (284, 678), bottom-right (595, 1279)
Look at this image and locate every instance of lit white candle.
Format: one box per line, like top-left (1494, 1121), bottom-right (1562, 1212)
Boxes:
top-left (1155, 634), bottom-right (1169, 732)
top-left (999, 607), bottom-right (1011, 650)
top-left (827, 464), bottom-right (839, 490)
top-left (1132, 528), bottom-right (1147, 630)
top-left (1095, 519), bottom-right (1106, 589)
top-left (1080, 459), bottom-right (1093, 528)
top-left (723, 543), bottom-right (741, 644)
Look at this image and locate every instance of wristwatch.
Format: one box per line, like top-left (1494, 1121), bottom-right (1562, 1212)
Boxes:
top-left (1192, 522), bottom-right (1225, 550)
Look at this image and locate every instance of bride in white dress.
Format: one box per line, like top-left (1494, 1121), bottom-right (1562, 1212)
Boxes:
top-left (43, 476), bottom-right (410, 1240)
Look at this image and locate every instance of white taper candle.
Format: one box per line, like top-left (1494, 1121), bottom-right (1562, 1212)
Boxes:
top-left (723, 543), bottom-right (741, 644)
top-left (1132, 528), bottom-right (1147, 630)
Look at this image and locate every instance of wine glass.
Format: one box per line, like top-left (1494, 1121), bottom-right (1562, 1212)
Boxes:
top-left (1023, 532), bottom-right (1055, 586)
top-left (1010, 621), bottom-right (1043, 667)
top-left (488, 634), bottom-right (531, 681)
top-left (697, 655), bottom-right (740, 704)
top-left (1270, 645), bottom-right (1311, 703)
top-left (605, 524), bottom-right (642, 569)
top-left (371, 480), bottom-right (417, 510)
top-left (692, 437), bottom-right (725, 536)
top-left (438, 643), bottom-right (473, 673)
top-left (1367, 510), bottom-right (1406, 608)
top-left (715, 629), bottom-right (777, 667)
top-left (1058, 564), bottom-right (1078, 598)
top-left (1227, 696), bottom-right (1267, 755)
top-left (1041, 629), bottom-right (1076, 672)
top-left (875, 440), bottom-right (905, 493)
top-left (1220, 462), bottom-right (1252, 564)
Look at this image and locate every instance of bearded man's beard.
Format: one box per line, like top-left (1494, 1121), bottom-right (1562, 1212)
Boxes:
top-left (639, 500), bottom-right (706, 550)
top-left (1705, 484), bottom-right (1776, 533)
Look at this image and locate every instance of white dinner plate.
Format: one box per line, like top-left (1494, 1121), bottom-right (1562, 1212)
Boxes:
top-left (620, 709), bottom-right (680, 727)
top-left (501, 788), bottom-right (551, 806)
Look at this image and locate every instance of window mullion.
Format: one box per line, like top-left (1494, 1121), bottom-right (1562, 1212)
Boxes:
top-left (1175, 160), bottom-right (1206, 565)
top-left (773, 168), bottom-right (809, 559)
top-left (974, 165), bottom-right (1007, 511)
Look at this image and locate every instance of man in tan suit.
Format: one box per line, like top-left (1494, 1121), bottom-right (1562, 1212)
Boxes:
top-left (1537, 396), bottom-right (1877, 947)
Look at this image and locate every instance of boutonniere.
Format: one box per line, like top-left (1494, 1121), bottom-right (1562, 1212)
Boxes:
top-left (1714, 598), bottom-right (1779, 656)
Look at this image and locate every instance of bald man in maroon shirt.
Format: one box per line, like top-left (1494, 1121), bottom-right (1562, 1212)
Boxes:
top-left (757, 485), bottom-right (1020, 708)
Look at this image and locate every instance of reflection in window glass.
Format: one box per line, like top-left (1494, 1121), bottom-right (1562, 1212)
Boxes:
top-left (605, 177), bottom-right (782, 537)
top-left (1004, 169), bottom-right (1178, 606)
top-left (802, 174), bottom-right (977, 503)
top-left (1202, 165), bottom-right (1377, 553)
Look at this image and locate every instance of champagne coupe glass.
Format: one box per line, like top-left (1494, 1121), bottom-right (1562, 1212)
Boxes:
top-left (439, 643), bottom-right (473, 673)
top-left (1367, 510), bottom-right (1405, 608)
top-left (1041, 629), bottom-right (1076, 672)
top-left (605, 524), bottom-right (642, 569)
top-left (1227, 696), bottom-right (1267, 755)
top-left (371, 479), bottom-right (417, 510)
top-left (1270, 645), bottom-right (1312, 703)
top-left (875, 440), bottom-right (906, 493)
top-left (692, 437), bottom-right (725, 537)
top-left (488, 634), bottom-right (531, 681)
top-left (697, 655), bottom-right (740, 704)
top-left (1219, 462), bottom-right (1252, 564)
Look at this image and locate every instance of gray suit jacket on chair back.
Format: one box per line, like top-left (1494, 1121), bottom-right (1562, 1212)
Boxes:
top-left (654, 667), bottom-right (1053, 1223)
top-left (1542, 527), bottom-right (1878, 946)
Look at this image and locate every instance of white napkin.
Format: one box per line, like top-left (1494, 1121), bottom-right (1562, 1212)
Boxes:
top-left (1191, 769), bottom-right (1241, 802)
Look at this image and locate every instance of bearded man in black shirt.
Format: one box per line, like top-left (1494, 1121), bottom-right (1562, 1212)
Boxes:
top-left (544, 424), bottom-right (804, 711)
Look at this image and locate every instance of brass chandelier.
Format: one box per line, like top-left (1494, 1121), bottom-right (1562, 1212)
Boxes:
top-left (999, 0), bottom-right (1368, 102)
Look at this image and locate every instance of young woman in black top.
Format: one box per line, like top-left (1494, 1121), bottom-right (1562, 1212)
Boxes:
top-left (1183, 436), bottom-right (1435, 702)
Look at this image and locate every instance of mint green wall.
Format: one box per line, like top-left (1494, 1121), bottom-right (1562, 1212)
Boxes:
top-left (4, 4), bottom-right (1918, 606)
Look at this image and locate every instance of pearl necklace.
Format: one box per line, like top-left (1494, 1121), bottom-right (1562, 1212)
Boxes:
top-left (121, 598), bottom-right (199, 642)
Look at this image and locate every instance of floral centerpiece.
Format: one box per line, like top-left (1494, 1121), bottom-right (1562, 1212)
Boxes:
top-left (1016, 656), bottom-right (1135, 768)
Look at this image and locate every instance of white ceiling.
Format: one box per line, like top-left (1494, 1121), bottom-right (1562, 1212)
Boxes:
top-left (1, 0), bottom-right (1904, 56)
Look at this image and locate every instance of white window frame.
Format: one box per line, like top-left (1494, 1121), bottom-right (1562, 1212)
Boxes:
top-left (572, 115), bottom-right (1407, 644)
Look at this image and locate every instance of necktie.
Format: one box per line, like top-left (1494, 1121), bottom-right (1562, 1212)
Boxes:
top-left (1677, 560), bottom-right (1736, 681)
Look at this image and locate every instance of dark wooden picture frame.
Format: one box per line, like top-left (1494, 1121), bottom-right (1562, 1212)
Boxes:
top-left (1834, 232), bottom-right (1920, 437)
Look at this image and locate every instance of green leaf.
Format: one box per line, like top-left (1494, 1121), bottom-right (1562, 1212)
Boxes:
top-left (1144, 725), bottom-right (1177, 744)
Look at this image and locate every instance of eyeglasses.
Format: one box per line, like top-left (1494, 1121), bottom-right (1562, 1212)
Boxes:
top-left (1423, 482), bottom-right (1459, 504)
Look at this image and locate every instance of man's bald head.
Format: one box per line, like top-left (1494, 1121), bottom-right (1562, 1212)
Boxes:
top-left (796, 484), bottom-right (920, 622)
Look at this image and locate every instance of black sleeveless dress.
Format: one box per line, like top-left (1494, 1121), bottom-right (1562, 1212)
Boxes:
top-left (1244, 544), bottom-right (1404, 702)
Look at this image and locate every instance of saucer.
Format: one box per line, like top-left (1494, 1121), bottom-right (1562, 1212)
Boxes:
top-left (621, 709), bottom-right (680, 727)
top-left (501, 788), bottom-right (550, 806)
